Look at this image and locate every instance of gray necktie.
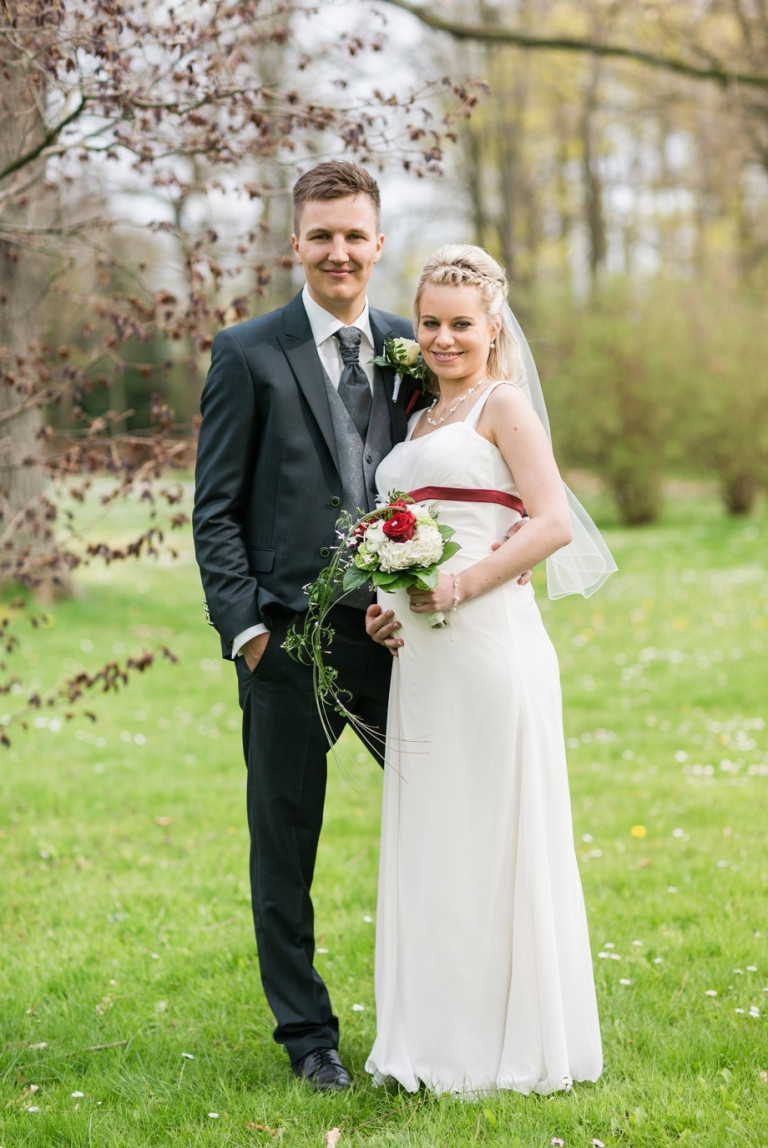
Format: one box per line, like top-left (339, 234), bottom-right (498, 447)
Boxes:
top-left (334, 326), bottom-right (372, 439)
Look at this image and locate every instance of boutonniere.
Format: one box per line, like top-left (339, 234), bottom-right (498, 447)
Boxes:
top-left (372, 336), bottom-right (429, 403)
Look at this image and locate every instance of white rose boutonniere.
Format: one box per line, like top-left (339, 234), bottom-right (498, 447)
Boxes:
top-left (372, 336), bottom-right (429, 402)
top-left (388, 337), bottom-right (422, 370)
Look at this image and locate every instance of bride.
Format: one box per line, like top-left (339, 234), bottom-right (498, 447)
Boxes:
top-left (364, 245), bottom-right (613, 1096)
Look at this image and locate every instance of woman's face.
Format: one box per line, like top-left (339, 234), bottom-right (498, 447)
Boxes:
top-left (417, 283), bottom-right (499, 387)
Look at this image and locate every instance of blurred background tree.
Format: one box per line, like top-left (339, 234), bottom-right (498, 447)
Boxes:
top-left (0, 0), bottom-right (470, 584)
top-left (379, 0), bottom-right (768, 523)
top-left (0, 0), bottom-right (473, 732)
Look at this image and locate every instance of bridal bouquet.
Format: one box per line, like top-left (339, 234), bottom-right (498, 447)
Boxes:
top-left (344, 495), bottom-right (459, 624)
top-left (285, 493), bottom-right (459, 740)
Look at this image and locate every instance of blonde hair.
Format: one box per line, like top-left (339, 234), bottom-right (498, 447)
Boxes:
top-left (413, 244), bottom-right (522, 389)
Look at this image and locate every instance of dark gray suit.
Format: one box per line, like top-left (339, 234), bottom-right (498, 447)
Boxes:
top-left (193, 291), bottom-right (416, 1062)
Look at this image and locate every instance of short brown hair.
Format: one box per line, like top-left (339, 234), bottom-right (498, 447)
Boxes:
top-left (291, 160), bottom-right (381, 234)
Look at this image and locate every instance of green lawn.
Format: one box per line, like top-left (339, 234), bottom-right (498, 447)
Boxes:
top-left (1, 482), bottom-right (767, 1147)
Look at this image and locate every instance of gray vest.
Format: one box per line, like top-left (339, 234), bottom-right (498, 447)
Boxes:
top-left (324, 367), bottom-right (393, 608)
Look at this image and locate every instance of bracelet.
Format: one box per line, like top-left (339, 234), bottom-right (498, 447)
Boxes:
top-left (451, 573), bottom-right (461, 613)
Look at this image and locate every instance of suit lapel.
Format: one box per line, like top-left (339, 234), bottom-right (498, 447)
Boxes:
top-left (369, 309), bottom-right (409, 443)
top-left (276, 294), bottom-right (340, 473)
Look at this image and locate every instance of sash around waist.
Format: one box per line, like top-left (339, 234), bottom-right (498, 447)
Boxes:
top-left (407, 486), bottom-right (525, 517)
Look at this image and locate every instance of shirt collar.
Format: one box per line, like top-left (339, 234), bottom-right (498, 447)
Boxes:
top-left (302, 284), bottom-right (373, 347)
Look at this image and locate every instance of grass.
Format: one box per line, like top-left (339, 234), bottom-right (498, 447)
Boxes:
top-left (1, 481), bottom-right (767, 1146)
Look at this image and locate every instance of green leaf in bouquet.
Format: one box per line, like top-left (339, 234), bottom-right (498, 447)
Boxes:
top-left (342, 566), bottom-right (372, 592)
top-left (370, 571), bottom-right (404, 589)
top-left (437, 541), bottom-right (461, 564)
top-left (405, 568), bottom-right (438, 589)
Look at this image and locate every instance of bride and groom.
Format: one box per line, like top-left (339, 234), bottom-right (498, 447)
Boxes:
top-left (193, 160), bottom-right (614, 1096)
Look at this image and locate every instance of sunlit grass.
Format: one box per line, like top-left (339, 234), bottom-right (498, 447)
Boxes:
top-left (1, 482), bottom-right (767, 1146)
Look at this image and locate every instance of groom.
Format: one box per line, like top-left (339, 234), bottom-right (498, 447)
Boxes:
top-left (192, 161), bottom-right (420, 1090)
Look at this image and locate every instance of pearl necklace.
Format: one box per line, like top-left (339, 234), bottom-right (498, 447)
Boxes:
top-left (425, 377), bottom-right (489, 427)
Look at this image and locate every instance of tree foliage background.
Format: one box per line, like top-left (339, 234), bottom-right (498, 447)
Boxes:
top-left (1, 0), bottom-right (766, 735)
top-left (0, 0), bottom-right (474, 736)
top-left (382, 0), bottom-right (768, 522)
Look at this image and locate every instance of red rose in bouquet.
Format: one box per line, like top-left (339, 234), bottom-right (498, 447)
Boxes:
top-left (382, 509), bottom-right (417, 542)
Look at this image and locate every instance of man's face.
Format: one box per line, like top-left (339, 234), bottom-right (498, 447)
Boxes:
top-left (291, 194), bottom-right (384, 320)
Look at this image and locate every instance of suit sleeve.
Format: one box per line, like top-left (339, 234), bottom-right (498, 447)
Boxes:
top-left (192, 327), bottom-right (261, 653)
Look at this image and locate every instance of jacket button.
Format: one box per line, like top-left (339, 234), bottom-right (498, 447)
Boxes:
top-left (365, 454), bottom-right (373, 464)
top-left (330, 497), bottom-right (341, 507)
top-left (319, 547), bottom-right (331, 558)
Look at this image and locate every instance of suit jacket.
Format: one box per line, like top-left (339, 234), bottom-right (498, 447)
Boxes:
top-left (192, 291), bottom-right (417, 657)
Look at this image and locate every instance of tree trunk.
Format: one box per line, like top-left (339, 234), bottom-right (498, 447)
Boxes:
top-left (721, 470), bottom-right (756, 515)
top-left (610, 466), bottom-right (662, 526)
top-left (463, 128), bottom-right (491, 252)
top-left (581, 62), bottom-right (606, 286)
top-left (0, 37), bottom-right (58, 594)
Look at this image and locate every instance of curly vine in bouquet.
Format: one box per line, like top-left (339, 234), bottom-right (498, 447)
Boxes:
top-left (285, 492), bottom-right (459, 741)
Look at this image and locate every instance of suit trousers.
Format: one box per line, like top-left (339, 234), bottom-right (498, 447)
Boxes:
top-left (234, 604), bottom-right (392, 1063)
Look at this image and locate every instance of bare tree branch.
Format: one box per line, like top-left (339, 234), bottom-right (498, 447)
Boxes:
top-left (376, 0), bottom-right (768, 90)
top-left (0, 96), bottom-right (87, 181)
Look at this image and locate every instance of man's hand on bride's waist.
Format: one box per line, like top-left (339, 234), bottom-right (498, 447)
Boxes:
top-left (366, 603), bottom-right (404, 656)
top-left (492, 517), bottom-right (533, 586)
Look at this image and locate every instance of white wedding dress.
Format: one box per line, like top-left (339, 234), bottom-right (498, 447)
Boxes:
top-left (365, 384), bottom-right (603, 1097)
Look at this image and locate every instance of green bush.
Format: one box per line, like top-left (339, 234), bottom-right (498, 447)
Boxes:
top-left (675, 282), bottom-right (768, 514)
top-left (533, 277), bottom-right (767, 522)
top-left (534, 281), bottom-right (676, 525)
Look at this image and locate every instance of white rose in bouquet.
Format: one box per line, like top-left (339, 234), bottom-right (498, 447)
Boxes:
top-left (377, 523), bottom-right (444, 573)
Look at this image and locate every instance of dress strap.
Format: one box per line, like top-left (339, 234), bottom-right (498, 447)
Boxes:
top-left (464, 380), bottom-right (513, 430)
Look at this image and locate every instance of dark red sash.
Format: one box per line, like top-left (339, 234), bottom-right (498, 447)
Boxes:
top-left (408, 486), bottom-right (525, 517)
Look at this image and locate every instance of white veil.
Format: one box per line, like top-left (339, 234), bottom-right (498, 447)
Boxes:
top-left (504, 304), bottom-right (617, 599)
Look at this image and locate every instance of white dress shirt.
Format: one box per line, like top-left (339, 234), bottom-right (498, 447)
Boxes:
top-left (302, 285), bottom-right (375, 389)
top-left (232, 287), bottom-right (374, 658)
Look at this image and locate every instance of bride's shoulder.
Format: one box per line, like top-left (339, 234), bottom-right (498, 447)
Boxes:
top-left (484, 380), bottom-right (530, 412)
top-left (479, 381), bottom-right (542, 440)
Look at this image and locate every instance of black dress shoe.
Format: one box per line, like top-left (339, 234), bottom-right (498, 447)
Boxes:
top-left (293, 1047), bottom-right (352, 1091)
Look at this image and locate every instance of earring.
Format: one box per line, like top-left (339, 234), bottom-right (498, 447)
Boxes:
top-left (490, 340), bottom-right (496, 349)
